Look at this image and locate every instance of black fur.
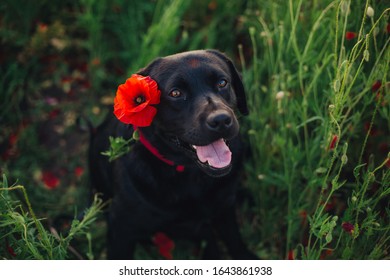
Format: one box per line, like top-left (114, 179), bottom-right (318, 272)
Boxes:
top-left (89, 50), bottom-right (256, 259)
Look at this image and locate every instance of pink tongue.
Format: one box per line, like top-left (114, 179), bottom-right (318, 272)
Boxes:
top-left (195, 139), bottom-right (232, 169)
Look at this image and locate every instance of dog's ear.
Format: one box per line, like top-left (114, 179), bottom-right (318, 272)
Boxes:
top-left (136, 58), bottom-right (163, 76)
top-left (206, 50), bottom-right (249, 116)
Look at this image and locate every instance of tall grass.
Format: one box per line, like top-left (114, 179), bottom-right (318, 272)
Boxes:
top-left (76, 0), bottom-right (190, 88)
top-left (0, 175), bottom-right (107, 259)
top-left (241, 0), bottom-right (389, 259)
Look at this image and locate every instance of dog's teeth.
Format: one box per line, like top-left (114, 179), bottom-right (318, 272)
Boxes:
top-left (192, 145), bottom-right (197, 150)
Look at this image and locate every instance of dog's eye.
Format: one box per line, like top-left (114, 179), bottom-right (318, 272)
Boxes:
top-left (217, 79), bottom-right (228, 88)
top-left (169, 89), bottom-right (182, 98)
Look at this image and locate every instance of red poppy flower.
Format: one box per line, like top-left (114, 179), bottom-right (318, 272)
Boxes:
top-left (287, 249), bottom-right (295, 260)
top-left (74, 166), bottom-right (84, 178)
top-left (371, 80), bottom-right (382, 92)
top-left (328, 135), bottom-right (338, 150)
top-left (114, 74), bottom-right (161, 127)
top-left (9, 133), bottom-right (18, 146)
top-left (299, 210), bottom-right (307, 225)
top-left (320, 249), bottom-right (333, 259)
top-left (345, 31), bottom-right (357, 40)
top-left (48, 108), bottom-right (61, 119)
top-left (342, 222), bottom-right (354, 234)
top-left (1, 133), bottom-right (19, 161)
top-left (6, 241), bottom-right (17, 257)
top-left (37, 23), bottom-right (48, 33)
top-left (42, 171), bottom-right (60, 189)
top-left (152, 232), bottom-right (175, 260)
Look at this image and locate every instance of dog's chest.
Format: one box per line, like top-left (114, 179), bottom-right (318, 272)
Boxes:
top-left (142, 170), bottom-right (235, 217)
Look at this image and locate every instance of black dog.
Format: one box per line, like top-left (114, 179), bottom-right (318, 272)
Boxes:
top-left (89, 49), bottom-right (256, 259)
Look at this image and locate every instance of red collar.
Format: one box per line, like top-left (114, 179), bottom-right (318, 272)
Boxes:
top-left (134, 126), bottom-right (185, 172)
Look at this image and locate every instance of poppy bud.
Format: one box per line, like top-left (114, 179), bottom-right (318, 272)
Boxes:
top-left (341, 154), bottom-right (348, 165)
top-left (366, 6), bottom-right (374, 18)
top-left (276, 91), bottom-right (285, 100)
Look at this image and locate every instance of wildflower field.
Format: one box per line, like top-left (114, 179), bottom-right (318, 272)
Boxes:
top-left (0, 0), bottom-right (389, 260)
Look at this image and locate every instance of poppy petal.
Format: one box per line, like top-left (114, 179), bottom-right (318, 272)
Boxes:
top-left (113, 74), bottom-right (161, 126)
top-left (129, 106), bottom-right (157, 127)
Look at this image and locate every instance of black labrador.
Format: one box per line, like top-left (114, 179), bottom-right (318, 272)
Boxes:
top-left (89, 49), bottom-right (256, 259)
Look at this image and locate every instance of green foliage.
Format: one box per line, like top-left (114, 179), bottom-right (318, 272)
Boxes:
top-left (0, 175), bottom-right (107, 259)
top-left (101, 136), bottom-right (135, 162)
top-left (242, 0), bottom-right (389, 259)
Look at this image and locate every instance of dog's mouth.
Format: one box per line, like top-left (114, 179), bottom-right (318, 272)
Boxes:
top-left (170, 137), bottom-right (233, 177)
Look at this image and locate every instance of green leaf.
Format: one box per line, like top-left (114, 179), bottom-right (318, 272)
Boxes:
top-left (353, 163), bottom-right (367, 180)
top-left (101, 136), bottom-right (135, 162)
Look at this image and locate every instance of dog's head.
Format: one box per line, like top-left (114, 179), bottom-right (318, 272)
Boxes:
top-left (137, 50), bottom-right (248, 177)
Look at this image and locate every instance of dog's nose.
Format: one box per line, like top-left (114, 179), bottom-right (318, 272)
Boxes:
top-left (206, 111), bottom-right (233, 132)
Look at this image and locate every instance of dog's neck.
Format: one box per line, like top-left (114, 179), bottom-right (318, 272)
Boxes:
top-left (133, 125), bottom-right (185, 172)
